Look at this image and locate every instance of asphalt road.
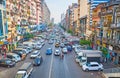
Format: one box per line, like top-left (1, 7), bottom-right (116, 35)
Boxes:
top-left (0, 40), bottom-right (103, 78)
top-left (30, 41), bottom-right (103, 78)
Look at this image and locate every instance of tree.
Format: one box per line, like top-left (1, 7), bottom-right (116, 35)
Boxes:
top-left (100, 47), bottom-right (108, 57)
top-left (79, 39), bottom-right (91, 46)
top-left (67, 29), bottom-right (73, 35)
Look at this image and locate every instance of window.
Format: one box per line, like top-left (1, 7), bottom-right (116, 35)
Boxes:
top-left (91, 64), bottom-right (98, 67)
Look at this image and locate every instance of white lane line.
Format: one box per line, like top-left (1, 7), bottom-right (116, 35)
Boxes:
top-left (48, 40), bottom-right (55, 78)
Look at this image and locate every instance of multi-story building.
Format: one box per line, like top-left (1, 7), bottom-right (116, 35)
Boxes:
top-left (42, 1), bottom-right (50, 25)
top-left (69, 3), bottom-right (78, 35)
top-left (78, 0), bottom-right (89, 39)
top-left (0, 0), bottom-right (7, 43)
top-left (88, 0), bottom-right (110, 26)
top-left (65, 8), bottom-right (71, 31)
top-left (98, 0), bottom-right (120, 64)
top-left (73, 4), bottom-right (78, 35)
top-left (92, 3), bottom-right (105, 50)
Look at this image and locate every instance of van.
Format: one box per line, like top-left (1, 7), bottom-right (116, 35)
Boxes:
top-left (15, 62), bottom-right (33, 78)
top-left (6, 53), bottom-right (21, 62)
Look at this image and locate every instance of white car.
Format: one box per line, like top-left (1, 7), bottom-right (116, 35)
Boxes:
top-left (62, 48), bottom-right (67, 54)
top-left (35, 44), bottom-right (42, 50)
top-left (22, 49), bottom-right (30, 54)
top-left (6, 53), bottom-right (21, 62)
top-left (30, 51), bottom-right (40, 59)
top-left (54, 49), bottom-right (60, 56)
top-left (82, 62), bottom-right (103, 71)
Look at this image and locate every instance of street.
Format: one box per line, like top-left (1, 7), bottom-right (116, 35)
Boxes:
top-left (0, 40), bottom-right (103, 78)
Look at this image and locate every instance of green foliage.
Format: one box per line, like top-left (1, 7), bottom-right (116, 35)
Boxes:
top-left (23, 33), bottom-right (34, 38)
top-left (67, 29), bottom-right (73, 35)
top-left (79, 39), bottom-right (91, 46)
top-left (100, 47), bottom-right (108, 57)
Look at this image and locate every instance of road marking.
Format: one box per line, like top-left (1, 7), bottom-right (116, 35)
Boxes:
top-left (48, 40), bottom-right (55, 78)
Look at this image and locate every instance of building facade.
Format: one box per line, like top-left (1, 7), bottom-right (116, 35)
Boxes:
top-left (0, 0), bottom-right (7, 42)
top-left (42, 1), bottom-right (50, 25)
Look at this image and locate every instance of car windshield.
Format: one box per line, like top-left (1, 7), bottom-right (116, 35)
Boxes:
top-left (34, 58), bottom-right (40, 62)
top-left (15, 74), bottom-right (23, 78)
top-left (86, 63), bottom-right (90, 66)
top-left (6, 60), bottom-right (11, 64)
top-left (32, 52), bottom-right (38, 55)
top-left (82, 60), bottom-right (86, 62)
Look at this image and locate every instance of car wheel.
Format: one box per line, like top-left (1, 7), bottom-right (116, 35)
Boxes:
top-left (85, 68), bottom-right (89, 71)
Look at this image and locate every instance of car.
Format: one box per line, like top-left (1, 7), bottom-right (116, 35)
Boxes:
top-left (48, 40), bottom-right (53, 44)
top-left (33, 56), bottom-right (43, 66)
top-left (82, 62), bottom-right (103, 71)
top-left (13, 50), bottom-right (26, 60)
top-left (30, 51), bottom-right (40, 59)
top-left (6, 53), bottom-right (21, 62)
top-left (60, 43), bottom-right (65, 48)
top-left (0, 58), bottom-right (16, 68)
top-left (35, 44), bottom-right (42, 50)
top-left (22, 49), bottom-right (30, 54)
top-left (55, 43), bottom-right (59, 47)
top-left (46, 48), bottom-right (52, 55)
top-left (54, 49), bottom-right (60, 56)
top-left (62, 47), bottom-right (67, 54)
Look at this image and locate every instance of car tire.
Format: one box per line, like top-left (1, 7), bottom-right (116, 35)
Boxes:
top-left (85, 68), bottom-right (89, 71)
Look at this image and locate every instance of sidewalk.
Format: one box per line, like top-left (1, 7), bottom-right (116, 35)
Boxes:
top-left (101, 61), bottom-right (120, 78)
top-left (102, 62), bottom-right (118, 69)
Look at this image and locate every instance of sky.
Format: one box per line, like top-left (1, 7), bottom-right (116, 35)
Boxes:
top-left (45, 0), bottom-right (77, 23)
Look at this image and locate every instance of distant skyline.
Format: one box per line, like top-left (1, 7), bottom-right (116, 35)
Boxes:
top-left (45, 0), bottom-right (77, 23)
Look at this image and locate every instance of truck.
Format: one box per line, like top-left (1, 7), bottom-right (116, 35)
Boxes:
top-left (78, 50), bottom-right (102, 66)
top-left (15, 62), bottom-right (33, 78)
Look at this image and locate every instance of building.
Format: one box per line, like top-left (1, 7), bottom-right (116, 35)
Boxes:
top-left (69, 3), bottom-right (78, 35)
top-left (92, 3), bottom-right (105, 50)
top-left (65, 8), bottom-right (71, 31)
top-left (78, 0), bottom-right (89, 39)
top-left (0, 0), bottom-right (8, 44)
top-left (88, 0), bottom-right (110, 26)
top-left (42, 1), bottom-right (50, 25)
top-left (97, 0), bottom-right (120, 64)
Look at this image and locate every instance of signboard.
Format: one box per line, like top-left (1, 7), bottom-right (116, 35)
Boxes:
top-left (0, 41), bottom-right (4, 45)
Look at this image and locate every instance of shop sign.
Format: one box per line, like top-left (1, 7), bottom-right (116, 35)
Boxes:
top-left (96, 40), bottom-right (100, 45)
top-left (0, 41), bottom-right (4, 45)
top-left (102, 43), bottom-right (106, 47)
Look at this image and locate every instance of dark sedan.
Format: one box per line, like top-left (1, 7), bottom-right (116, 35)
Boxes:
top-left (0, 58), bottom-right (16, 68)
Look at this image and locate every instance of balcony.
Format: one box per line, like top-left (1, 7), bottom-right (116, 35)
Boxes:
top-left (111, 23), bottom-right (120, 29)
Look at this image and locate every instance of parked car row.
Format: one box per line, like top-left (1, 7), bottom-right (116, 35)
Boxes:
top-left (73, 44), bottom-right (104, 72)
top-left (0, 37), bottom-right (46, 68)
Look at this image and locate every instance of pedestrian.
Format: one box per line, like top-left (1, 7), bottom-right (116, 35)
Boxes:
top-left (104, 57), bottom-right (107, 63)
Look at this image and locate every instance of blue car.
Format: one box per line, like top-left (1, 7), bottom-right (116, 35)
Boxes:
top-left (46, 48), bottom-right (52, 55)
top-left (33, 56), bottom-right (43, 66)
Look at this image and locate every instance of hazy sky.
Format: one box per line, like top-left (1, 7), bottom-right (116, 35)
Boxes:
top-left (45, 0), bottom-right (77, 23)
